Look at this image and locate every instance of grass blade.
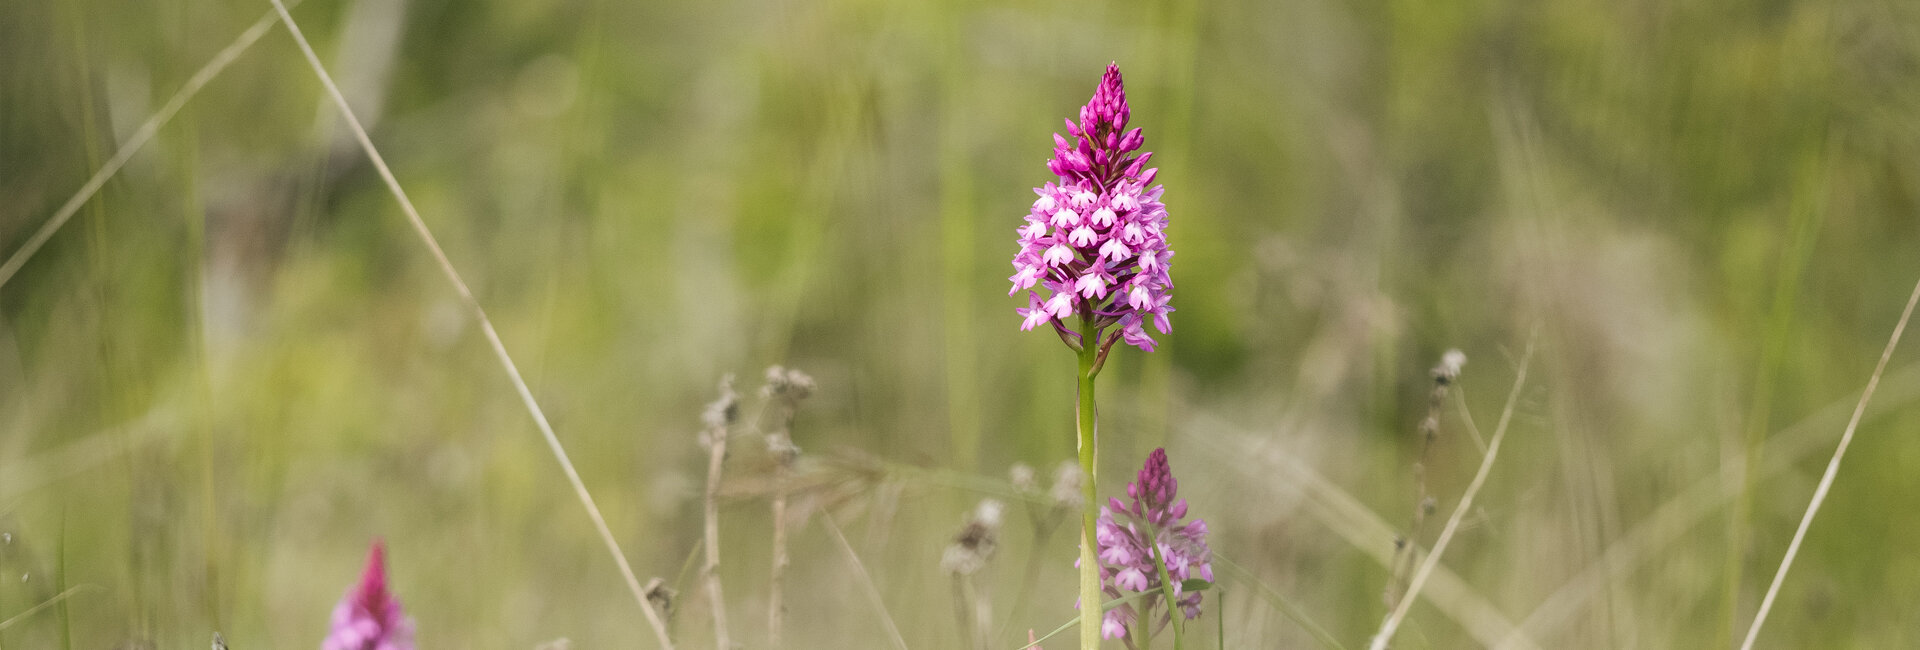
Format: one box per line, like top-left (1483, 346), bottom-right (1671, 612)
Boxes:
top-left (1013, 584), bottom-right (1214, 650)
top-left (0, 586), bottom-right (94, 632)
top-left (1739, 273), bottom-right (1920, 649)
top-left (821, 512), bottom-right (911, 650)
top-left (266, 1), bottom-right (673, 646)
top-left (1212, 554), bottom-right (1346, 650)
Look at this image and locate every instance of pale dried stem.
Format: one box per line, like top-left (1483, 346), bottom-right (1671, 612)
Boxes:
top-left (968, 576), bottom-right (993, 650)
top-left (1739, 274), bottom-right (1920, 650)
top-left (268, 2), bottom-right (673, 646)
top-left (951, 573), bottom-right (993, 650)
top-left (766, 401), bottom-right (798, 649)
top-left (1370, 332), bottom-right (1535, 650)
top-left (1386, 354), bottom-right (1459, 610)
top-left (702, 420), bottom-right (732, 649)
top-left (768, 478), bottom-right (790, 648)
top-left (1453, 388), bottom-right (1488, 455)
top-left (951, 575), bottom-right (975, 650)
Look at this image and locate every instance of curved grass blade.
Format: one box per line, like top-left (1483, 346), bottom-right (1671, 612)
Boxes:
top-left (1014, 582), bottom-right (1215, 650)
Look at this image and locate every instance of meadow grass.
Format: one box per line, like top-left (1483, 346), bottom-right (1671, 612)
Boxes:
top-left (4, 0), bottom-right (1920, 648)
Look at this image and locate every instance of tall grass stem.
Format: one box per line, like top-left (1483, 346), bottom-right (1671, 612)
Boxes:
top-left (1738, 273), bottom-right (1920, 650)
top-left (1368, 331), bottom-right (1535, 650)
top-left (764, 374), bottom-right (806, 650)
top-left (267, 2), bottom-right (674, 646)
top-left (701, 417), bottom-right (732, 648)
top-left (768, 474), bottom-right (791, 648)
top-left (1386, 351), bottom-right (1461, 611)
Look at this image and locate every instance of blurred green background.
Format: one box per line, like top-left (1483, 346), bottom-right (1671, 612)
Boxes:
top-left (4, 0), bottom-right (1920, 647)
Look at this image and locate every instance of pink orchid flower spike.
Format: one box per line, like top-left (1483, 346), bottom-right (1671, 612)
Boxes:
top-left (322, 540), bottom-right (416, 650)
top-left (1009, 63), bottom-right (1174, 353)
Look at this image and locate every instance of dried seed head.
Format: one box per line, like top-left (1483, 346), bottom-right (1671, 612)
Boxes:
top-left (1010, 463), bottom-right (1040, 493)
top-left (1050, 461), bottom-right (1086, 511)
top-left (767, 435), bottom-right (801, 465)
top-left (942, 499), bottom-right (1006, 576)
top-left (701, 375), bottom-right (739, 430)
top-left (1432, 349), bottom-right (1466, 385)
top-left (761, 366), bottom-right (815, 466)
top-left (644, 577), bottom-right (676, 619)
top-left (1418, 415), bottom-right (1441, 439)
top-left (975, 499), bottom-right (1006, 530)
top-left (761, 365), bottom-right (816, 401)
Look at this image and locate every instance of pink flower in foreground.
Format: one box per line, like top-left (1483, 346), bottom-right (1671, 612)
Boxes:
top-left (322, 540), bottom-right (416, 650)
top-left (1009, 63), bottom-right (1174, 352)
top-left (1093, 449), bottom-right (1212, 639)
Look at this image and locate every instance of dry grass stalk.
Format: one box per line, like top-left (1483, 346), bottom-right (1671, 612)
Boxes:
top-left (1385, 350), bottom-right (1465, 611)
top-left (767, 464), bottom-right (793, 649)
top-left (267, 2), bottom-right (674, 645)
top-left (1738, 274), bottom-right (1920, 650)
top-left (1370, 332), bottom-right (1534, 650)
top-left (761, 366), bottom-right (813, 649)
top-left (699, 377), bottom-right (740, 649)
top-left (645, 577), bottom-right (678, 623)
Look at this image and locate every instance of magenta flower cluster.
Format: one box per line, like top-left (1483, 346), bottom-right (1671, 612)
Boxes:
top-left (323, 541), bottom-right (416, 650)
top-left (1094, 448), bottom-right (1213, 639)
top-left (1011, 63), bottom-right (1173, 352)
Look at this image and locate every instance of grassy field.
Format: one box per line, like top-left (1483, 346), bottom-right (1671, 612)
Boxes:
top-left (4, 0), bottom-right (1920, 647)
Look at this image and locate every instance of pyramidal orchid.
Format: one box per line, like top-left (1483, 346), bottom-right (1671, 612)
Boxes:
top-left (1010, 63), bottom-right (1173, 356)
top-left (322, 540), bottom-right (416, 650)
top-left (1095, 449), bottom-right (1212, 646)
top-left (1014, 63), bottom-right (1175, 650)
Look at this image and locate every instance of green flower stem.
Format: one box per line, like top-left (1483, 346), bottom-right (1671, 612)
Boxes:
top-left (1077, 321), bottom-right (1102, 650)
top-left (1146, 522), bottom-right (1186, 650)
